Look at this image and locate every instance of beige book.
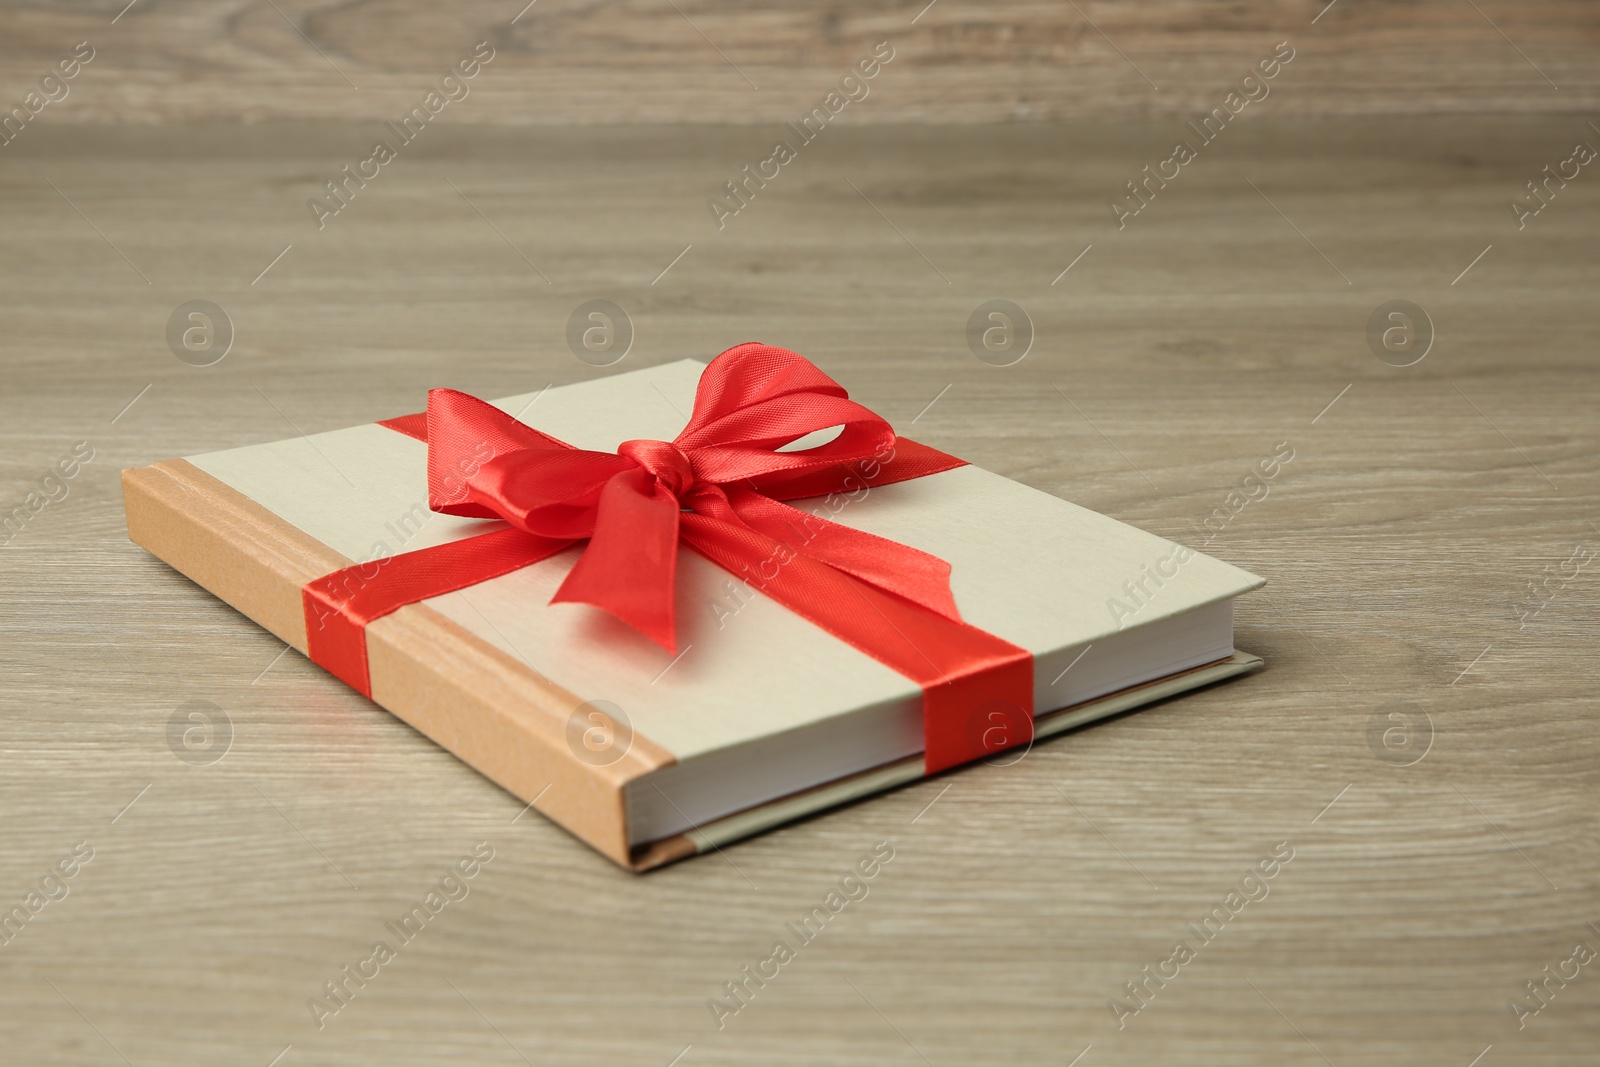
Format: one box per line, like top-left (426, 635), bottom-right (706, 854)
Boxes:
top-left (122, 359), bottom-right (1264, 870)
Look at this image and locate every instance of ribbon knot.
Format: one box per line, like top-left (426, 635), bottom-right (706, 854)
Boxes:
top-left (618, 439), bottom-right (695, 499)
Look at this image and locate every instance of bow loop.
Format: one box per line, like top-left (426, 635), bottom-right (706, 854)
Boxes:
top-left (424, 388), bottom-right (581, 517)
top-left (674, 344), bottom-right (896, 487)
top-left (678, 342), bottom-right (848, 424)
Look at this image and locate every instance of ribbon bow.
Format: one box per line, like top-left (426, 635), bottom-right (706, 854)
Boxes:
top-left (304, 342), bottom-right (1034, 774)
top-left (423, 342), bottom-right (960, 651)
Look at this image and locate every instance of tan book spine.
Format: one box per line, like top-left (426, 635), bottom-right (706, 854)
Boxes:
top-left (122, 459), bottom-right (689, 871)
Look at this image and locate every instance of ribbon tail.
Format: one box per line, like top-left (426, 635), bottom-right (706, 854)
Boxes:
top-left (721, 487), bottom-right (962, 622)
top-left (551, 468), bottom-right (683, 651)
top-left (680, 512), bottom-right (1032, 773)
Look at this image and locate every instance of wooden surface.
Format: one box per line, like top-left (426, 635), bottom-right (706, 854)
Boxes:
top-left (2, 114), bottom-right (1598, 1065)
top-left (1, 0), bottom-right (1596, 124)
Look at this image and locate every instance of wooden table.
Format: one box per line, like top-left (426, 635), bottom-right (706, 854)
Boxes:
top-left (1, 116), bottom-right (1595, 1066)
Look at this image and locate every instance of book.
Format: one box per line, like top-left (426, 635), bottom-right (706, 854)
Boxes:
top-left (122, 356), bottom-right (1263, 870)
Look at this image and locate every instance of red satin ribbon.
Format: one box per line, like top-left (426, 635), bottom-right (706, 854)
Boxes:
top-left (302, 343), bottom-right (1033, 773)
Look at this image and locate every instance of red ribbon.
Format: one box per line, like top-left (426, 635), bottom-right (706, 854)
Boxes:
top-left (302, 343), bottom-right (1033, 773)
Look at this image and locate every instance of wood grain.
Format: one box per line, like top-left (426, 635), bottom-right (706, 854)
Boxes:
top-left (0, 1), bottom-right (1594, 125)
top-left (0, 114), bottom-right (1596, 1064)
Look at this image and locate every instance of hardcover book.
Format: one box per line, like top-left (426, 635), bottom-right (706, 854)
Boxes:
top-left (122, 348), bottom-right (1264, 870)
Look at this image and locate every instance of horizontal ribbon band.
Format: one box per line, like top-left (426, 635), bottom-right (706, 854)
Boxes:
top-left (302, 343), bottom-right (1034, 773)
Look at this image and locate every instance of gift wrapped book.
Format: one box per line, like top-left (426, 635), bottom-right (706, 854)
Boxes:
top-left (122, 344), bottom-right (1263, 870)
